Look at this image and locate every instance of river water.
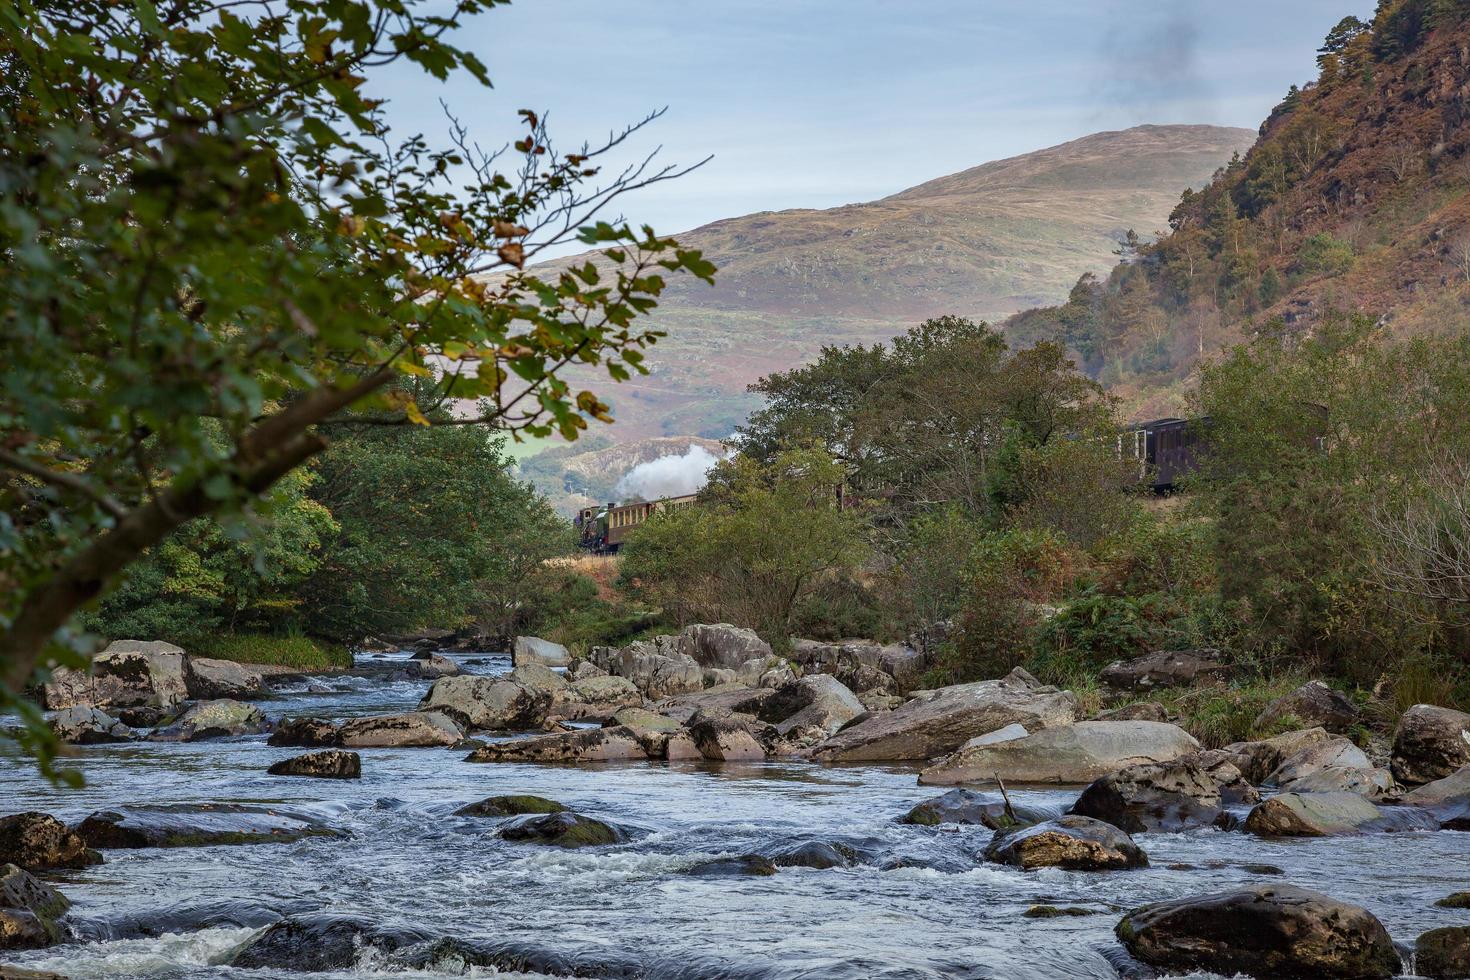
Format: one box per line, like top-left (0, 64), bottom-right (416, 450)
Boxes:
top-left (1, 653), bottom-right (1465, 979)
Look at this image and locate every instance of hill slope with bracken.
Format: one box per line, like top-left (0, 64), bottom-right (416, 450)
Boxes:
top-left (547, 124), bottom-right (1252, 445)
top-left (1003, 1), bottom-right (1470, 420)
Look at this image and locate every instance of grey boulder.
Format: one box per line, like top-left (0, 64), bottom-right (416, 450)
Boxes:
top-left (919, 720), bottom-right (1199, 786)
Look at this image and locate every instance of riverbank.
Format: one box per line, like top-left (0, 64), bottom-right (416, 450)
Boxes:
top-left (186, 634), bottom-right (352, 672)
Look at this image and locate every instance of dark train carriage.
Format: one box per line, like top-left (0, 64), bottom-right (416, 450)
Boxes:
top-left (1127, 416), bottom-right (1215, 491)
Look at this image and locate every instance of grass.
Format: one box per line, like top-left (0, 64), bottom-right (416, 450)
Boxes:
top-left (191, 633), bottom-right (352, 671)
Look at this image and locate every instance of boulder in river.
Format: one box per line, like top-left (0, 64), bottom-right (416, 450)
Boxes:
top-left (232, 915), bottom-right (431, 972)
top-left (0, 863), bottom-right (69, 950)
top-left (454, 795), bottom-right (566, 817)
top-left (813, 668), bottom-right (1079, 762)
top-left (1115, 883), bottom-right (1401, 979)
top-left (555, 675), bottom-right (642, 721)
top-left (1262, 736), bottom-right (1388, 797)
top-left (76, 803), bottom-right (343, 848)
top-left (148, 698), bottom-right (269, 741)
top-left (268, 717), bottom-right (341, 747)
top-left (418, 676), bottom-right (551, 731)
top-left (464, 725), bottom-right (648, 763)
top-left (512, 635), bottom-right (570, 668)
top-left (919, 720), bottom-right (1200, 786)
top-left (1391, 704), bottom-right (1470, 786)
top-left (681, 624), bottom-right (772, 670)
top-left (686, 854), bottom-right (778, 877)
top-left (42, 640), bottom-right (190, 710)
top-left (498, 811), bottom-right (629, 848)
top-left (758, 674), bottom-right (864, 737)
top-left (507, 663), bottom-right (566, 696)
top-left (0, 813), bottom-right (100, 872)
top-left (48, 705), bottom-right (133, 744)
top-left (408, 653), bottom-right (461, 679)
top-left (983, 815), bottom-right (1147, 871)
top-left (1402, 765), bottom-right (1470, 828)
top-left (1068, 757), bottom-right (1231, 833)
top-left (1254, 679), bottom-right (1360, 735)
top-left (688, 715), bottom-right (766, 762)
top-left (1242, 791), bottom-right (1437, 836)
top-left (1219, 727), bottom-right (1335, 785)
top-left (899, 788), bottom-right (1049, 829)
top-left (1417, 926), bottom-right (1470, 979)
top-left (588, 637), bottom-right (706, 699)
top-left (185, 658), bottom-right (268, 700)
top-left (267, 750), bottom-right (361, 780)
top-left (654, 686), bottom-right (772, 725)
top-left (337, 711), bottom-right (462, 748)
top-left (766, 841), bottom-right (861, 869)
top-left (1099, 650), bottom-right (1229, 691)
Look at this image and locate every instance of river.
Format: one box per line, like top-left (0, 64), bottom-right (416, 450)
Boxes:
top-left (1, 653), bottom-right (1463, 979)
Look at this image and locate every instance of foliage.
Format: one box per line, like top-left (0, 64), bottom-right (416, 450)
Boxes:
top-left (1294, 232), bottom-right (1355, 277)
top-left (191, 633), bottom-right (352, 671)
top-left (1033, 588), bottom-right (1154, 673)
top-left (515, 565), bottom-right (659, 652)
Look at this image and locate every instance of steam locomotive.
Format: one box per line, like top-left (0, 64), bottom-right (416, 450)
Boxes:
top-left (575, 493), bottom-right (699, 554)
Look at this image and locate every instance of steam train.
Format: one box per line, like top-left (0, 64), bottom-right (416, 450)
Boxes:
top-left (576, 493), bottom-right (699, 554)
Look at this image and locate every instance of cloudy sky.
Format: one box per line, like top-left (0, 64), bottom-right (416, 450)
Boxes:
top-left (377, 1), bottom-right (1371, 241)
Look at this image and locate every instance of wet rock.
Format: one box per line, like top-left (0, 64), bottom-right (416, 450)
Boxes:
top-left (48, 705), bottom-right (133, 744)
top-left (267, 750), bottom-right (361, 779)
top-left (42, 640), bottom-right (190, 710)
top-left (1221, 727), bottom-right (1335, 784)
top-left (1069, 757), bottom-right (1231, 833)
top-left (465, 725), bottom-right (648, 763)
top-left (0, 864), bottom-right (69, 950)
top-left (1023, 905), bottom-right (1096, 918)
top-left (983, 815), bottom-right (1147, 871)
top-left (76, 803), bottom-right (342, 848)
top-left (148, 698), bottom-right (268, 741)
top-left (231, 914), bottom-right (430, 971)
top-left (814, 668), bottom-right (1079, 762)
top-left (185, 658), bottom-right (268, 700)
top-left (1254, 680), bottom-right (1360, 735)
top-left (418, 676), bottom-right (551, 731)
top-left (766, 841), bottom-right (859, 869)
top-left (687, 715), bottom-right (766, 762)
top-left (1242, 791), bottom-right (1437, 836)
top-left (1392, 705), bottom-right (1470, 786)
top-left (686, 854), bottom-right (778, 877)
top-left (759, 674), bottom-right (864, 737)
top-left (919, 721), bottom-right (1199, 786)
top-left (454, 795), bottom-right (566, 817)
top-left (1116, 884), bottom-right (1400, 979)
top-left (512, 635), bottom-right (570, 668)
top-left (409, 653), bottom-right (461, 679)
top-left (498, 811), bottom-right (629, 848)
top-left (899, 789), bottom-right (1049, 829)
top-left (336, 711), bottom-right (461, 748)
top-left (1099, 650), bottom-right (1230, 691)
top-left (681, 624), bottom-right (772, 670)
top-left (1097, 702), bottom-right (1168, 723)
top-left (1417, 927), bottom-right (1470, 979)
top-left (1437, 892), bottom-right (1470, 908)
top-left (0, 813), bottom-right (100, 872)
top-left (1402, 765), bottom-right (1470, 828)
top-left (267, 717), bottom-right (341, 747)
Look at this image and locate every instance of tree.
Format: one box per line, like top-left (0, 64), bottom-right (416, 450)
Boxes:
top-left (0, 0), bottom-right (713, 715)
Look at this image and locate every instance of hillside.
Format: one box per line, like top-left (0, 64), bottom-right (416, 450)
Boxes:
top-left (1005, 1), bottom-right (1470, 420)
top-left (544, 124), bottom-right (1253, 445)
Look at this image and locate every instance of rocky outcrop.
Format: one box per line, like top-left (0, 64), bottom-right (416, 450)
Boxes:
top-left (1391, 704), bottom-right (1470, 786)
top-left (76, 803), bottom-right (342, 848)
top-left (1069, 757), bottom-right (1233, 833)
top-left (1417, 927), bottom-right (1470, 980)
top-left (48, 705), bottom-right (133, 744)
top-left (42, 640), bottom-right (191, 710)
top-left (418, 676), bottom-right (550, 731)
top-left (0, 814), bottom-right (99, 872)
top-left (1099, 650), bottom-right (1229, 691)
top-left (789, 638), bottom-right (924, 693)
top-left (1255, 680), bottom-right (1359, 735)
top-left (588, 637), bottom-right (705, 699)
top-left (1193, 749), bottom-right (1261, 804)
top-left (918, 720), bottom-right (1199, 786)
top-left (149, 699), bottom-right (268, 741)
top-left (555, 675), bottom-right (642, 721)
top-left (454, 795), bottom-right (566, 817)
top-left (568, 660), bottom-right (607, 681)
top-left (512, 636), bottom-right (570, 668)
top-left (336, 711), bottom-right (461, 748)
top-left (899, 788), bottom-right (1049, 828)
top-left (688, 715), bottom-right (766, 762)
top-left (813, 668), bottom-right (1078, 762)
top-left (186, 658), bottom-right (268, 700)
top-left (464, 726), bottom-right (648, 763)
top-left (0, 864), bottom-right (68, 951)
top-left (653, 686), bottom-right (772, 725)
top-left (681, 624), bottom-right (772, 670)
top-left (267, 750), bottom-right (361, 779)
top-left (498, 811), bottom-right (629, 848)
top-left (1263, 737), bottom-right (1389, 798)
top-left (1220, 727), bottom-right (1335, 784)
top-left (1243, 791), bottom-right (1437, 836)
top-left (1116, 884), bottom-right (1401, 979)
top-left (407, 652), bottom-right (461, 678)
top-left (268, 717), bottom-right (341, 747)
top-left (983, 815), bottom-right (1147, 871)
top-left (758, 674), bottom-right (864, 737)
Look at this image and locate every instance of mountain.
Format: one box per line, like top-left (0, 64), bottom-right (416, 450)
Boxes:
top-left (1003, 2), bottom-right (1470, 421)
top-left (548, 124), bottom-right (1254, 445)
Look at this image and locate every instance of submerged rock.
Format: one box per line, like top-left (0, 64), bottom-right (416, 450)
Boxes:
top-left (1099, 650), bottom-right (1229, 691)
top-left (498, 811), bottom-right (629, 848)
top-left (686, 854), bottom-right (778, 877)
top-left (267, 717), bottom-right (341, 747)
top-left (1069, 757), bottom-right (1230, 833)
top-left (983, 815), bottom-right (1147, 871)
top-left (148, 698), bottom-right (268, 741)
top-left (464, 726), bottom-right (648, 763)
top-left (1116, 884), bottom-right (1400, 979)
top-left (76, 803), bottom-right (343, 848)
top-left (336, 711), bottom-right (461, 748)
top-left (814, 668), bottom-right (1079, 762)
top-left (267, 750), bottom-right (361, 780)
top-left (919, 720), bottom-right (1199, 786)
top-left (1392, 704), bottom-right (1470, 786)
top-left (418, 676), bottom-right (550, 731)
top-left (454, 795), bottom-right (566, 817)
top-left (1254, 680), bottom-right (1359, 735)
top-left (0, 813), bottom-right (100, 872)
top-left (232, 915), bottom-right (430, 972)
top-left (899, 789), bottom-right (1048, 829)
top-left (48, 705), bottom-right (133, 744)
top-left (766, 841), bottom-right (860, 870)
top-left (1242, 791), bottom-right (1437, 837)
top-left (1023, 905), bottom-right (1096, 918)
top-left (1418, 927), bottom-right (1470, 979)
top-left (0, 863), bottom-right (69, 950)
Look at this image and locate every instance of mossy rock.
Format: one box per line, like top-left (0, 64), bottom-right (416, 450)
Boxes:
top-left (1023, 905), bottom-right (1096, 918)
top-left (498, 812), bottom-right (628, 848)
top-left (455, 795), bottom-right (567, 817)
top-left (1437, 892), bottom-right (1470, 909)
top-left (686, 854), bottom-right (778, 878)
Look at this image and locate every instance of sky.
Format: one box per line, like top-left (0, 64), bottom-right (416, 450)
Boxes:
top-left (375, 1), bottom-right (1373, 245)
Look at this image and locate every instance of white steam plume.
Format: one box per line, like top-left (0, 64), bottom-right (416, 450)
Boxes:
top-left (613, 445), bottom-right (725, 501)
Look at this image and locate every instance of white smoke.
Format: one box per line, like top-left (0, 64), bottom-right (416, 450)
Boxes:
top-left (614, 445), bottom-right (725, 501)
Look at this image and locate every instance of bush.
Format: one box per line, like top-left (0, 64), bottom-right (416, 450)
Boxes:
top-left (1033, 588), bottom-right (1154, 672)
top-left (789, 574), bottom-right (889, 642)
top-left (1294, 232), bottom-right (1354, 277)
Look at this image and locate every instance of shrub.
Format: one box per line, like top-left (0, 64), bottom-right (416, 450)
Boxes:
top-left (1294, 232), bottom-right (1354, 277)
